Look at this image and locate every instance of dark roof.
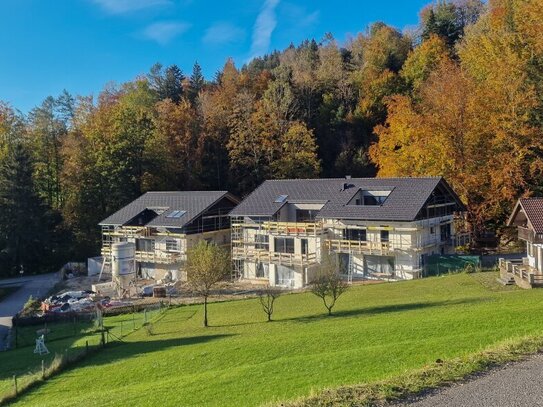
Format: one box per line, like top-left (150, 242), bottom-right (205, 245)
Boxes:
top-left (229, 177), bottom-right (464, 222)
top-left (100, 191), bottom-right (234, 228)
top-left (510, 198), bottom-right (543, 233)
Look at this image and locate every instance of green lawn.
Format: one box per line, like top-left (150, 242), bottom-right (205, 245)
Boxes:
top-left (6, 272), bottom-right (543, 407)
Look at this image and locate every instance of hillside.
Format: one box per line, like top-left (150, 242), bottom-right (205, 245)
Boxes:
top-left (7, 272), bottom-right (543, 406)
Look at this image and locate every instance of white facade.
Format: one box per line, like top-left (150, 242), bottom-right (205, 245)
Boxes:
top-left (232, 213), bottom-right (458, 289)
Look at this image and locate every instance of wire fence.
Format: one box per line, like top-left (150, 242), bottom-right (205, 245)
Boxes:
top-left (1, 302), bottom-right (167, 404)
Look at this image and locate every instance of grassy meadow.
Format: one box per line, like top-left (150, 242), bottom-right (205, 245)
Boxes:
top-left (4, 272), bottom-right (543, 406)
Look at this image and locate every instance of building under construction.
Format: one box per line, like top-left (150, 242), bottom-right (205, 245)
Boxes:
top-left (99, 191), bottom-right (239, 289)
top-left (229, 177), bottom-right (468, 289)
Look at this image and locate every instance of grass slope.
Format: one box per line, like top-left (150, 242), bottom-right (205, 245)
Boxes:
top-left (7, 272), bottom-right (543, 407)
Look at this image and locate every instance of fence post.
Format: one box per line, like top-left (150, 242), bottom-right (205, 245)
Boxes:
top-left (42, 359), bottom-right (45, 379)
top-left (132, 309), bottom-right (136, 330)
top-left (86, 340), bottom-right (89, 355)
top-left (13, 375), bottom-right (17, 396)
top-left (120, 320), bottom-right (123, 337)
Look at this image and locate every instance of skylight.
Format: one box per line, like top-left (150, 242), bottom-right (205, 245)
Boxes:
top-left (274, 195), bottom-right (288, 203)
top-left (166, 210), bottom-right (186, 219)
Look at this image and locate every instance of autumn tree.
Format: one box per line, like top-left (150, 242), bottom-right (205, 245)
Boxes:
top-left (186, 242), bottom-right (230, 327)
top-left (272, 122), bottom-right (320, 179)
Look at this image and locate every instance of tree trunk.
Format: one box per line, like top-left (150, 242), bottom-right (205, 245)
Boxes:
top-left (203, 296), bottom-right (208, 327)
top-left (328, 306), bottom-right (332, 316)
top-left (267, 313), bottom-right (271, 322)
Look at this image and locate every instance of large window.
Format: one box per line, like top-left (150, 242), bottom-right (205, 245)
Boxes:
top-left (136, 238), bottom-right (155, 252)
top-left (301, 238), bottom-right (308, 254)
top-left (296, 209), bottom-right (317, 222)
top-left (380, 230), bottom-right (389, 243)
top-left (440, 224), bottom-right (451, 242)
top-left (165, 239), bottom-right (179, 251)
top-left (275, 237), bottom-right (295, 254)
top-left (255, 234), bottom-right (269, 250)
top-left (276, 265), bottom-right (295, 287)
top-left (255, 262), bottom-right (269, 278)
top-left (343, 229), bottom-right (366, 242)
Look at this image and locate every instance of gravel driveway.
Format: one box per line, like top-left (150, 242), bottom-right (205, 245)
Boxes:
top-left (398, 353), bottom-right (543, 407)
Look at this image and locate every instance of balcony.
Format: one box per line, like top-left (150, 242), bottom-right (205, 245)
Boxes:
top-left (326, 239), bottom-right (390, 255)
top-left (518, 226), bottom-right (543, 244)
top-left (102, 226), bottom-right (152, 238)
top-left (231, 247), bottom-right (318, 266)
top-left (101, 247), bottom-right (183, 265)
top-left (262, 221), bottom-right (324, 236)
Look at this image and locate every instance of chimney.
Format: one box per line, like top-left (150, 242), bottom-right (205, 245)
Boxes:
top-left (345, 175), bottom-right (352, 179)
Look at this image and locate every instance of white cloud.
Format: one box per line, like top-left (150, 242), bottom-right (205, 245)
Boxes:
top-left (249, 0), bottom-right (280, 59)
top-left (203, 22), bottom-right (245, 45)
top-left (143, 22), bottom-right (191, 45)
top-left (91, 0), bottom-right (172, 15)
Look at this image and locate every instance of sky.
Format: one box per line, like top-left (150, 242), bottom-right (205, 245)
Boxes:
top-left (0, 0), bottom-right (431, 112)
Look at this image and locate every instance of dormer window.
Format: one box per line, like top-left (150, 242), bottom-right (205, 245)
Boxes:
top-left (350, 190), bottom-right (392, 206)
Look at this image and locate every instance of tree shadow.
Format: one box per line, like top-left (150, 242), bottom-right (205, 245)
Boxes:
top-left (281, 298), bottom-right (487, 324)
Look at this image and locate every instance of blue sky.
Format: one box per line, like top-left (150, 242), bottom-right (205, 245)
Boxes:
top-left (0, 0), bottom-right (430, 112)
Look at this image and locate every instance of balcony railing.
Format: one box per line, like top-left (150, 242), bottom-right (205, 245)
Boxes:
top-left (231, 247), bottom-right (318, 266)
top-left (101, 247), bottom-right (183, 264)
top-left (102, 226), bottom-right (152, 238)
top-left (262, 221), bottom-right (324, 236)
top-left (498, 257), bottom-right (543, 286)
top-left (518, 226), bottom-right (543, 243)
top-left (326, 239), bottom-right (390, 255)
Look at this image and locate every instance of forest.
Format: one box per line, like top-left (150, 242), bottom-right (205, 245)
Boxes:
top-left (0, 0), bottom-right (541, 276)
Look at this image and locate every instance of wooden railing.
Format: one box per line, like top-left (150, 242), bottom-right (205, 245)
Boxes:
top-left (499, 257), bottom-right (543, 286)
top-left (101, 247), bottom-right (183, 264)
top-left (326, 239), bottom-right (390, 255)
top-left (102, 226), bottom-right (152, 238)
top-left (262, 221), bottom-right (324, 236)
top-left (231, 247), bottom-right (318, 266)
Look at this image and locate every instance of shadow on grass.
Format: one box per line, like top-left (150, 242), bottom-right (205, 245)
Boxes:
top-left (282, 298), bottom-right (488, 324)
top-left (4, 333), bottom-right (234, 404)
top-left (79, 334), bottom-right (234, 368)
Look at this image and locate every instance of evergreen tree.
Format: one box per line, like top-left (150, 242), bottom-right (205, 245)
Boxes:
top-left (148, 63), bottom-right (185, 103)
top-left (0, 144), bottom-right (61, 277)
top-left (188, 61), bottom-right (205, 104)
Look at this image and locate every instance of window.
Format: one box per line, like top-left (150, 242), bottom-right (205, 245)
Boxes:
top-left (166, 210), bottom-right (186, 219)
top-left (275, 237), bottom-right (295, 254)
top-left (380, 230), bottom-right (389, 243)
top-left (430, 227), bottom-right (435, 234)
top-left (136, 238), bottom-right (155, 252)
top-left (255, 234), bottom-right (269, 250)
top-left (165, 239), bottom-right (179, 251)
top-left (256, 262), bottom-right (269, 278)
top-left (350, 190), bottom-right (391, 206)
top-left (343, 229), bottom-right (366, 242)
top-left (296, 209), bottom-right (317, 222)
top-left (274, 195), bottom-right (288, 203)
top-left (301, 239), bottom-right (308, 254)
top-left (363, 195), bottom-right (387, 205)
top-left (276, 265), bottom-right (295, 287)
top-left (440, 223), bottom-right (451, 242)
